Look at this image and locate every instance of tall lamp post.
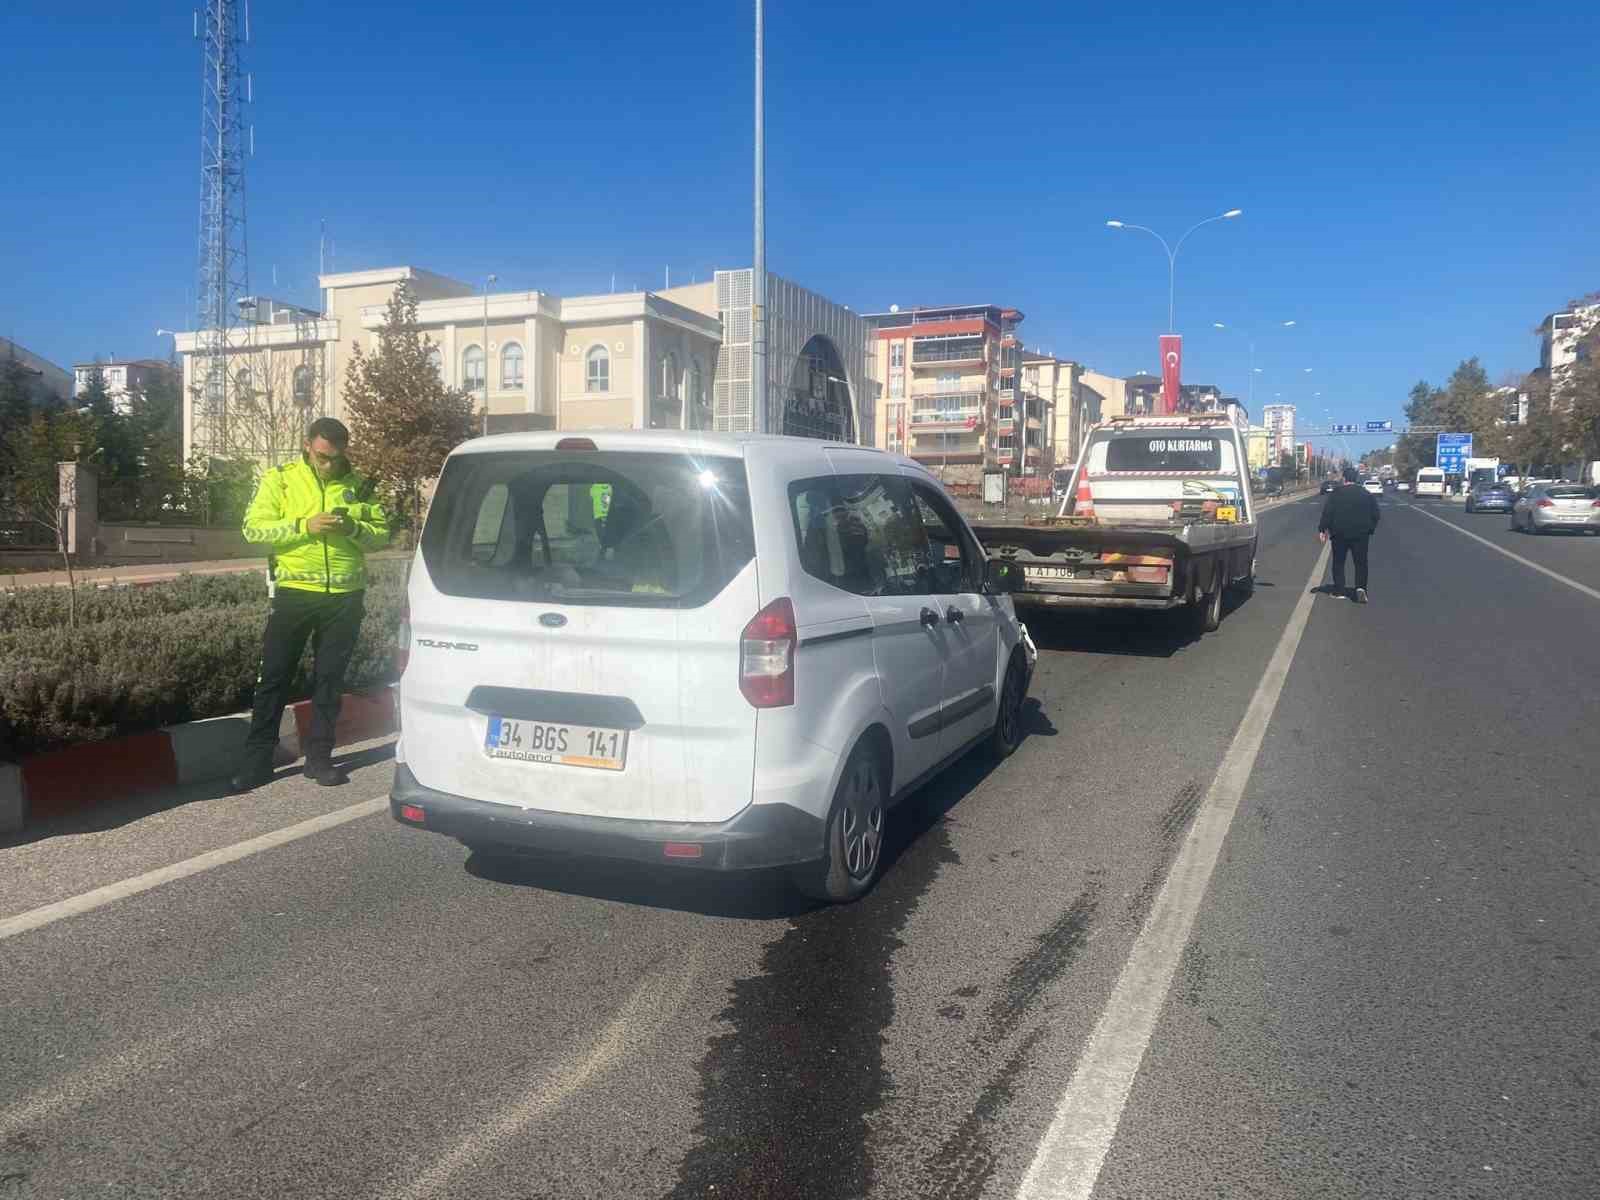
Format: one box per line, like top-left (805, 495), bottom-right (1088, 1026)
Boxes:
top-left (752, 0), bottom-right (767, 434)
top-left (481, 274), bottom-right (497, 434)
top-left (1211, 319), bottom-right (1295, 413)
top-left (1106, 209), bottom-right (1242, 334)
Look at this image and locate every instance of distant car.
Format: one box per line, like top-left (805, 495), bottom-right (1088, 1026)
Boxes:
top-left (1465, 481), bottom-right (1517, 513)
top-left (1362, 478), bottom-right (1384, 496)
top-left (1395, 480), bottom-right (1411, 492)
top-left (1320, 479), bottom-right (1337, 495)
top-left (1511, 483), bottom-right (1600, 534)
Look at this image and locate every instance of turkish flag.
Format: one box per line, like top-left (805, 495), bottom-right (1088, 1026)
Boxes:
top-left (1159, 334), bottom-right (1182, 415)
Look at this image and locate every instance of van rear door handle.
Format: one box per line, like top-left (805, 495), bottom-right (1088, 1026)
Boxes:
top-left (945, 606), bottom-right (964, 624)
top-left (919, 607), bottom-right (941, 628)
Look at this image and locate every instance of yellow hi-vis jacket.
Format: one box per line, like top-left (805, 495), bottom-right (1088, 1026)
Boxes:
top-left (241, 456), bottom-right (391, 593)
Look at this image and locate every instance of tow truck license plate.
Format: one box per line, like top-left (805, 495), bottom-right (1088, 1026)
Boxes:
top-left (484, 717), bottom-right (627, 771)
top-left (1024, 565), bottom-right (1075, 580)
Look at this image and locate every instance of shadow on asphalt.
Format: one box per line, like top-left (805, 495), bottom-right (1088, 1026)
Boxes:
top-left (0, 742), bottom-right (396, 849)
top-left (462, 698), bottom-right (1057, 920)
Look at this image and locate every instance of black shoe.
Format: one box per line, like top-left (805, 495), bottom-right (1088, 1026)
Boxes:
top-left (230, 767), bottom-right (274, 793)
top-left (303, 762), bottom-right (349, 787)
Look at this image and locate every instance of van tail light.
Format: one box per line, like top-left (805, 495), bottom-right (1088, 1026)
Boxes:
top-left (1536, 498), bottom-right (1554, 508)
top-left (396, 594), bottom-right (411, 678)
top-left (740, 598), bottom-right (796, 709)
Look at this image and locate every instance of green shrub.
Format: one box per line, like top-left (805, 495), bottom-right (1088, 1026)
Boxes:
top-left (0, 566), bottom-right (407, 760)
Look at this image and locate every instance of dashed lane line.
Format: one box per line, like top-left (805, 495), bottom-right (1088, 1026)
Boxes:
top-left (0, 796), bottom-right (388, 943)
top-left (1014, 540), bottom-right (1331, 1200)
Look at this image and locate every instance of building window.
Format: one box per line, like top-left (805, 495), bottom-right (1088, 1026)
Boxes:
top-left (585, 345), bottom-right (609, 393)
top-left (293, 364), bottom-right (314, 408)
top-left (688, 356), bottom-right (709, 429)
top-left (235, 368), bottom-right (254, 398)
top-left (653, 352), bottom-right (682, 428)
top-left (463, 345), bottom-right (485, 392)
top-left (890, 342), bottom-right (905, 369)
top-left (427, 346), bottom-right (443, 378)
top-left (501, 342), bottom-right (524, 390)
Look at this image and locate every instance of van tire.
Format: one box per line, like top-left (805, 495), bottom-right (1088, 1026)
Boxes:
top-left (792, 740), bottom-right (887, 904)
top-left (988, 653), bottom-right (1027, 761)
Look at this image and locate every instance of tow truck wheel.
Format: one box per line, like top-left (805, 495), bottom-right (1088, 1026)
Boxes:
top-left (1192, 568), bottom-right (1223, 634)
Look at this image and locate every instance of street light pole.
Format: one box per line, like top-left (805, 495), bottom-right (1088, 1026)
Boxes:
top-left (482, 273), bottom-right (496, 435)
top-left (1107, 209), bottom-right (1241, 333)
top-left (752, 0), bottom-right (767, 435)
top-left (1213, 319), bottom-right (1294, 416)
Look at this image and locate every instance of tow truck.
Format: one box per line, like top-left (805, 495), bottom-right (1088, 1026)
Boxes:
top-left (972, 412), bottom-right (1259, 634)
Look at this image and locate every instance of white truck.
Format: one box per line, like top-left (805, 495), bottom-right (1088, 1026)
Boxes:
top-left (972, 414), bottom-right (1258, 635)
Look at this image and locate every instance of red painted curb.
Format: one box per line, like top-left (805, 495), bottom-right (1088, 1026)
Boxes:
top-left (13, 689), bottom-right (397, 826)
top-left (20, 731), bottom-right (179, 821)
top-left (289, 689), bottom-right (398, 747)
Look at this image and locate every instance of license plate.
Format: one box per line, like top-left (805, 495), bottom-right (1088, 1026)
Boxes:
top-left (1024, 565), bottom-right (1075, 580)
top-left (1216, 505), bottom-right (1238, 523)
top-left (483, 716), bottom-right (628, 771)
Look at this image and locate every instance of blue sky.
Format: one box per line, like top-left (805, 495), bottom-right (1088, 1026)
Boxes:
top-left (2, 1), bottom-right (1596, 447)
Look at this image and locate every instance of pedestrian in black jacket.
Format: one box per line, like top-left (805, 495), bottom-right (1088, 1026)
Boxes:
top-left (1318, 466), bottom-right (1381, 603)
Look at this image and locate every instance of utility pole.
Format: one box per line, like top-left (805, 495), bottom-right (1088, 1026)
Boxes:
top-left (752, 0), bottom-right (767, 434)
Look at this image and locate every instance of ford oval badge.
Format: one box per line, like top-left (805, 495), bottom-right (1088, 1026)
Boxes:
top-left (539, 613), bottom-right (568, 628)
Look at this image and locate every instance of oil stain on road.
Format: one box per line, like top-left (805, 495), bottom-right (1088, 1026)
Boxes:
top-left (662, 796), bottom-right (964, 1200)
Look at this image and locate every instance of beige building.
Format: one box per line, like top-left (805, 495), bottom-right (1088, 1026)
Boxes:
top-left (172, 266), bottom-right (872, 463)
top-left (73, 358), bottom-right (171, 415)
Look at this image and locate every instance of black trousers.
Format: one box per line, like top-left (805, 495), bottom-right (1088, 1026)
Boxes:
top-left (243, 588), bottom-right (365, 771)
top-left (1330, 535), bottom-right (1370, 592)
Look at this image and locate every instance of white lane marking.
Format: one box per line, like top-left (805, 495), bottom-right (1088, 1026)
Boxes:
top-left (0, 796), bottom-right (388, 942)
top-left (392, 948), bottom-right (702, 1200)
top-left (1409, 504), bottom-right (1600, 603)
top-left (1015, 541), bottom-right (1331, 1200)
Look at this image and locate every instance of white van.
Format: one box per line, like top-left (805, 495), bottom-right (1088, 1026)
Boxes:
top-left (390, 431), bottom-right (1037, 902)
top-left (1414, 467), bottom-right (1446, 498)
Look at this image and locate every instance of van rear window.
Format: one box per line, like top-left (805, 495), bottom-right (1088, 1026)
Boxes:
top-left (420, 451), bottom-right (754, 607)
top-left (1103, 434), bottom-right (1224, 473)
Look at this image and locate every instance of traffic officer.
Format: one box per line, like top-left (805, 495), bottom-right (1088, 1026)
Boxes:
top-left (232, 418), bottom-right (391, 790)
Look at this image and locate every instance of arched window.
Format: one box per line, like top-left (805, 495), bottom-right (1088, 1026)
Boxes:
top-left (426, 346), bottom-right (443, 378)
top-left (235, 368), bottom-right (254, 398)
top-left (585, 345), bottom-right (609, 393)
top-left (500, 342), bottom-right (524, 390)
top-left (462, 345), bottom-right (485, 392)
top-left (653, 352), bottom-right (682, 429)
top-left (688, 357), bottom-right (708, 429)
top-left (660, 352), bottom-right (680, 400)
top-left (292, 364), bottom-right (315, 407)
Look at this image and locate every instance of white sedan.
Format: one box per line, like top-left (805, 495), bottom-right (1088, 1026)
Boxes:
top-left (1363, 479), bottom-right (1384, 495)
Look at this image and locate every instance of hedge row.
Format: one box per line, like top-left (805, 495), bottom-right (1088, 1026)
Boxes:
top-left (0, 559), bottom-right (407, 633)
top-left (0, 569), bottom-right (405, 761)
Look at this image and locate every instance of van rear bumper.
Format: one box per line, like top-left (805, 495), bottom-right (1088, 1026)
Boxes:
top-left (389, 763), bottom-right (826, 870)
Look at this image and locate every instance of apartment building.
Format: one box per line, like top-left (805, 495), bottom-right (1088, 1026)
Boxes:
top-left (73, 359), bottom-right (172, 415)
top-left (867, 303), bottom-right (1022, 482)
top-left (1262, 403), bottom-right (1296, 462)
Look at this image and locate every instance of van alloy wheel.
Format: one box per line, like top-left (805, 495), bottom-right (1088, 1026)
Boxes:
top-left (989, 656), bottom-right (1026, 761)
top-left (840, 759), bottom-right (884, 880)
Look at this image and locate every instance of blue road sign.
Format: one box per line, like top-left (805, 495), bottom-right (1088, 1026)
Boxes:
top-left (1365, 420), bottom-right (1393, 432)
top-left (1436, 433), bottom-right (1473, 475)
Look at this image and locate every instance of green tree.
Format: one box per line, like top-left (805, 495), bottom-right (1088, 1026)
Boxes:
top-left (342, 281), bottom-right (476, 542)
top-left (1, 409), bottom-right (92, 621)
top-left (1557, 318), bottom-right (1600, 464)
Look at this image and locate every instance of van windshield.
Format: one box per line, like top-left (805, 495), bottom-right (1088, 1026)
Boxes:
top-left (420, 451), bottom-right (754, 607)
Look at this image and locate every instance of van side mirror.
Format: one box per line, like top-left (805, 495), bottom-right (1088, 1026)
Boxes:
top-left (984, 559), bottom-right (1025, 594)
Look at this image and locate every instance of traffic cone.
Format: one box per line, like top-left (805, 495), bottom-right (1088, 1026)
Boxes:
top-left (1074, 473), bottom-right (1095, 518)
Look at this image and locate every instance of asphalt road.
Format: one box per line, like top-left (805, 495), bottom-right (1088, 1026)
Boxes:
top-left (2, 492), bottom-right (1596, 1199)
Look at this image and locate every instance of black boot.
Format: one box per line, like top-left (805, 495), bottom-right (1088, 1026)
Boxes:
top-left (303, 759), bottom-right (349, 787)
top-left (230, 753), bottom-right (275, 793)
